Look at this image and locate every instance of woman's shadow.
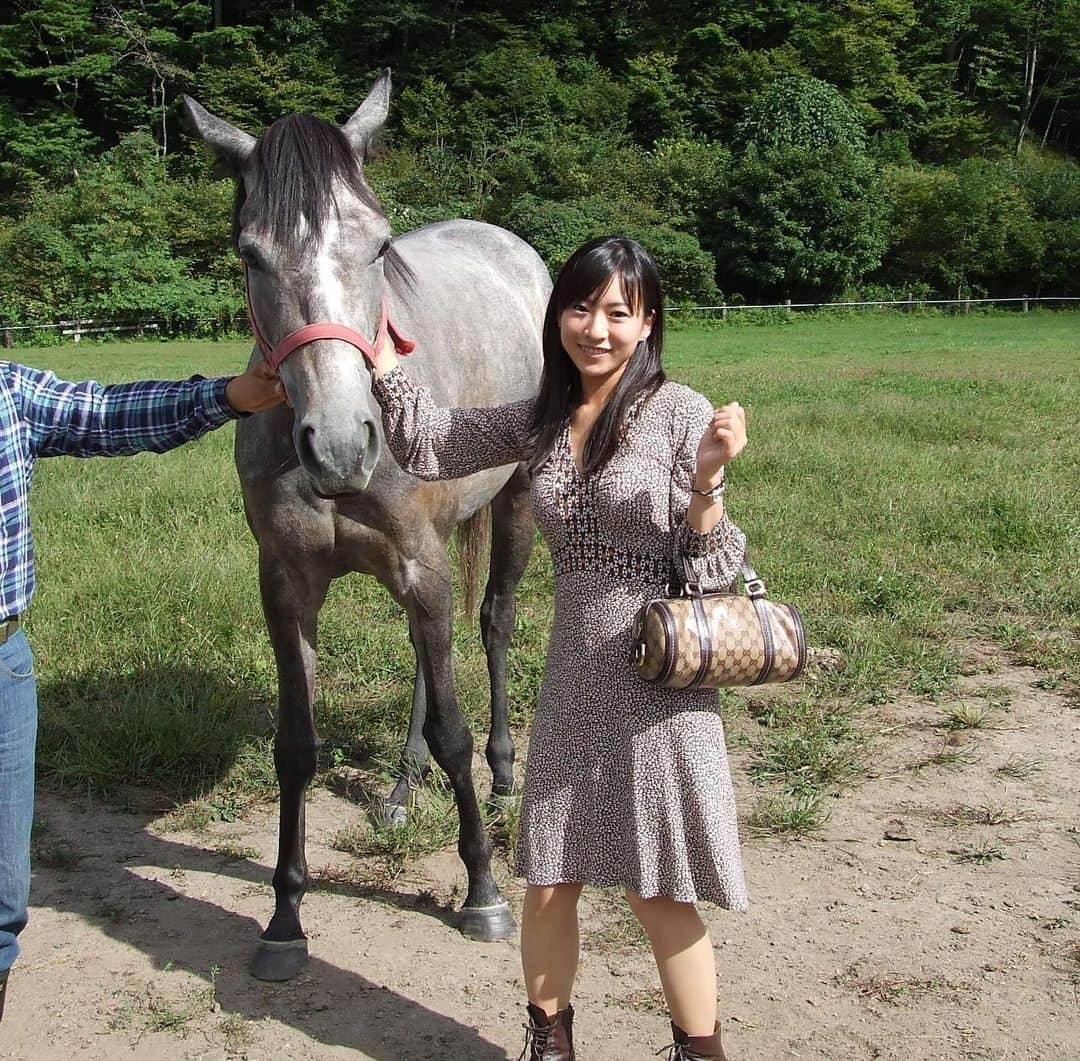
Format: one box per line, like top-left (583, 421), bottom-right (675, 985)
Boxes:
top-left (32, 666), bottom-right (513, 1060)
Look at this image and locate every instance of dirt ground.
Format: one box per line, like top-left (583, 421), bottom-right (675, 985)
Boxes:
top-left (3, 644), bottom-right (1078, 1060)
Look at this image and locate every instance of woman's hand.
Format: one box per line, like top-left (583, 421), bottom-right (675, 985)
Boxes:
top-left (373, 331), bottom-right (399, 378)
top-left (225, 359), bottom-right (287, 413)
top-left (694, 401), bottom-right (747, 487)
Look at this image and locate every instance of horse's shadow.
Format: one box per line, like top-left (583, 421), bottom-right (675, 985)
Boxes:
top-left (32, 666), bottom-right (513, 1060)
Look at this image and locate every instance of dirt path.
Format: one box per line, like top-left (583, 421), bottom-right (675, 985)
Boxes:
top-left (4, 647), bottom-right (1078, 1060)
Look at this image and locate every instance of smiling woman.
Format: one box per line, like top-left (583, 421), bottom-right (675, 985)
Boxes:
top-left (370, 235), bottom-right (749, 1061)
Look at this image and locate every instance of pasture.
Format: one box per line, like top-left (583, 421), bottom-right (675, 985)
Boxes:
top-left (9, 312), bottom-right (1080, 1059)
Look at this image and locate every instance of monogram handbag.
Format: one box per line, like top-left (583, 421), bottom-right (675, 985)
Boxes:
top-left (632, 556), bottom-right (807, 689)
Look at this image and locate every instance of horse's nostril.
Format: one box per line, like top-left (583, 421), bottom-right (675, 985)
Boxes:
top-left (298, 423), bottom-right (318, 469)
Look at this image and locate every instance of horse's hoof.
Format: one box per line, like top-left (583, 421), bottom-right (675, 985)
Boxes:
top-left (369, 798), bottom-right (408, 831)
top-left (250, 938), bottom-right (309, 981)
top-left (459, 901), bottom-right (515, 942)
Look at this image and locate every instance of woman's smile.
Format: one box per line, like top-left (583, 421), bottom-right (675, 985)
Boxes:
top-left (559, 276), bottom-right (653, 392)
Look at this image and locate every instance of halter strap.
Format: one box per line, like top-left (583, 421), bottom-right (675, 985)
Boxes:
top-left (242, 262), bottom-right (415, 373)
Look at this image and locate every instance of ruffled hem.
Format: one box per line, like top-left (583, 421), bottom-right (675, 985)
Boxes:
top-left (511, 862), bottom-right (750, 910)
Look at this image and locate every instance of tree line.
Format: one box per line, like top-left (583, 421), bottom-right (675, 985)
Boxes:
top-left (1, 1), bottom-right (1078, 330)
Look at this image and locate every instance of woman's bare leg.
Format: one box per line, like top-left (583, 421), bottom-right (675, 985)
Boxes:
top-left (520, 883), bottom-right (585, 1014)
top-left (625, 889), bottom-right (717, 1036)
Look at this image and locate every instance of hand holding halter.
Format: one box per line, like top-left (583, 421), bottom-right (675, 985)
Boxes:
top-left (243, 262), bottom-right (415, 375)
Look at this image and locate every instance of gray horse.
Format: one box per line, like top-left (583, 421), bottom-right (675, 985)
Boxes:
top-left (184, 71), bottom-right (549, 981)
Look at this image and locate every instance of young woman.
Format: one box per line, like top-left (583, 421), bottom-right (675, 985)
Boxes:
top-left (370, 236), bottom-right (748, 1061)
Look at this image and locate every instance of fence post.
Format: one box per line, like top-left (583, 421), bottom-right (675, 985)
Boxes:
top-left (2, 328), bottom-right (11, 349)
top-left (784, 298), bottom-right (792, 317)
top-left (1022, 295), bottom-right (1030, 313)
top-left (964, 297), bottom-right (971, 315)
top-left (721, 305), bottom-right (728, 322)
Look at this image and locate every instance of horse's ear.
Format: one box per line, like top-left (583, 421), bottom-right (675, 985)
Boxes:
top-left (181, 95), bottom-right (255, 172)
top-left (343, 68), bottom-right (392, 162)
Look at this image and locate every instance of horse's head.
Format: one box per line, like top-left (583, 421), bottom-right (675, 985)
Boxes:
top-left (183, 72), bottom-right (405, 496)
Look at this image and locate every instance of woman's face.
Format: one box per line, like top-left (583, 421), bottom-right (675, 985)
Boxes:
top-left (558, 275), bottom-right (653, 390)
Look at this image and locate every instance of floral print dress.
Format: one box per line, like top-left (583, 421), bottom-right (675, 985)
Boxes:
top-left (372, 367), bottom-right (749, 908)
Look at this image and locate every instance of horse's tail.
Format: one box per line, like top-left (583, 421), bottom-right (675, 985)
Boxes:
top-left (456, 506), bottom-right (491, 618)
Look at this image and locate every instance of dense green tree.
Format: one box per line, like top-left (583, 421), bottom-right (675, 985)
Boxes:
top-left (879, 158), bottom-right (1044, 296)
top-left (0, 0), bottom-right (1077, 320)
top-left (737, 75), bottom-right (867, 150)
top-left (705, 144), bottom-right (887, 301)
top-left (0, 133), bottom-right (237, 326)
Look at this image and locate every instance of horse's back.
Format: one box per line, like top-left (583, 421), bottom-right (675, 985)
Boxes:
top-left (390, 221), bottom-right (550, 407)
top-left (397, 219), bottom-right (549, 301)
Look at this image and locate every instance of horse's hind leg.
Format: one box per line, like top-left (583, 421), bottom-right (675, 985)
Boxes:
top-left (408, 554), bottom-right (514, 942)
top-left (481, 465), bottom-right (535, 811)
top-left (374, 632), bottom-right (430, 829)
top-left (250, 553), bottom-right (329, 982)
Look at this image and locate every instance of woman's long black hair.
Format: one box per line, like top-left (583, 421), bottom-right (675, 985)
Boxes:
top-left (529, 235), bottom-right (666, 476)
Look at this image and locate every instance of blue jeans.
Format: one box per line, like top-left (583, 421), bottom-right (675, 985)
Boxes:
top-left (0, 630), bottom-right (36, 974)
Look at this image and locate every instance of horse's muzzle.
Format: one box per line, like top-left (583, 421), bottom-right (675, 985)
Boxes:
top-left (294, 416), bottom-right (380, 495)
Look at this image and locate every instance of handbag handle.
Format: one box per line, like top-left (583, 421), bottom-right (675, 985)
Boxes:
top-left (681, 555), bottom-right (767, 601)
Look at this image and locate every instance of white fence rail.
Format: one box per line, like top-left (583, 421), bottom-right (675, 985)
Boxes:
top-left (2, 297), bottom-right (1079, 346)
top-left (1, 314), bottom-right (247, 347)
top-left (667, 295), bottom-right (1080, 317)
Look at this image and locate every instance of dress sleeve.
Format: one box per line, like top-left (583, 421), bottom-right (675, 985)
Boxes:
top-left (670, 389), bottom-right (747, 591)
top-left (371, 365), bottom-right (533, 481)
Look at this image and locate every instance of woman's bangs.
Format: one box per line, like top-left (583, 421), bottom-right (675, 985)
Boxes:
top-left (557, 246), bottom-right (648, 316)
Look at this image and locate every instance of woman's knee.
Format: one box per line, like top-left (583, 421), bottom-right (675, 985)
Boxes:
top-left (624, 888), bottom-right (696, 927)
top-left (624, 887), bottom-right (668, 912)
top-left (524, 882), bottom-right (583, 918)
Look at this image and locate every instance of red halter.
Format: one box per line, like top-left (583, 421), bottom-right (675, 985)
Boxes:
top-left (242, 262), bottom-right (415, 373)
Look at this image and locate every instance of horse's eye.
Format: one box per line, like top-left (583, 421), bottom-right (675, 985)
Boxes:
top-left (238, 243), bottom-right (263, 269)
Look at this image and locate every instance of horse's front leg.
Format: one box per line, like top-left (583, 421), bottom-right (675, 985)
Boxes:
top-left (250, 551), bottom-right (330, 981)
top-left (408, 558), bottom-right (515, 942)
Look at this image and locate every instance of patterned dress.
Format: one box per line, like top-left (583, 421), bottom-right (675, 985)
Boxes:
top-left (372, 367), bottom-right (749, 908)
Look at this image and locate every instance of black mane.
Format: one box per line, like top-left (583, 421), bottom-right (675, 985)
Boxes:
top-left (233, 112), bottom-right (414, 288)
top-left (237, 114), bottom-right (382, 248)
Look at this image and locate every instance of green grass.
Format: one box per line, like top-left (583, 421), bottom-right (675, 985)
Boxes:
top-left (17, 312), bottom-right (1080, 843)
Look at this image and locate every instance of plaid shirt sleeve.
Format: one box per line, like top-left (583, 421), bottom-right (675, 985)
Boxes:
top-left (8, 364), bottom-right (240, 458)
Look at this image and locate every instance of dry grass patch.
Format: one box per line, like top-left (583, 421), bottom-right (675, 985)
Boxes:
top-left (953, 837), bottom-right (1008, 864)
top-left (608, 985), bottom-right (668, 1016)
top-left (944, 799), bottom-right (1033, 827)
top-left (995, 755), bottom-right (1044, 779)
top-left (835, 966), bottom-right (966, 1005)
top-left (581, 891), bottom-right (651, 954)
top-left (908, 743), bottom-right (980, 773)
top-left (107, 966), bottom-right (219, 1042)
top-left (747, 791), bottom-right (829, 838)
top-left (937, 700), bottom-right (1000, 731)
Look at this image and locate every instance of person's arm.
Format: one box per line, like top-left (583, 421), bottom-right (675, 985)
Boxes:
top-left (371, 363), bottom-right (533, 481)
top-left (8, 361), bottom-right (284, 459)
top-left (671, 390), bottom-right (748, 590)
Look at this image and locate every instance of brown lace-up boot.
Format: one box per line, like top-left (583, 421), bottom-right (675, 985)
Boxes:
top-left (0, 969), bottom-right (9, 1023)
top-left (664, 1021), bottom-right (727, 1060)
top-left (518, 1001), bottom-right (575, 1061)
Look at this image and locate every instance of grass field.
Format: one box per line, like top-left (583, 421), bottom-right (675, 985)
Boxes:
top-left (18, 312), bottom-right (1080, 838)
